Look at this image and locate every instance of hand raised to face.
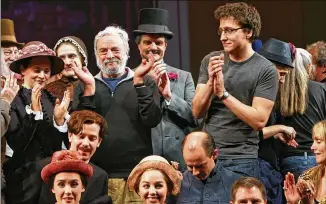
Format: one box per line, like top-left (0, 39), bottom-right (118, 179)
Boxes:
top-left (31, 83), bottom-right (43, 112)
top-left (133, 53), bottom-right (155, 85)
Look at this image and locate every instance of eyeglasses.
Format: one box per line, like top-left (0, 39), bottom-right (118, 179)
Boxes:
top-left (217, 27), bottom-right (244, 36)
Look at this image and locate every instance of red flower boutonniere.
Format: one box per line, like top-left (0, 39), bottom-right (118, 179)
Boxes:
top-left (167, 72), bottom-right (178, 81)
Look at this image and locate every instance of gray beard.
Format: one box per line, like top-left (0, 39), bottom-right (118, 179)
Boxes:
top-left (96, 57), bottom-right (127, 77)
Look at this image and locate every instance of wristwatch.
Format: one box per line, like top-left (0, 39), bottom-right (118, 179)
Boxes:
top-left (219, 91), bottom-right (229, 100)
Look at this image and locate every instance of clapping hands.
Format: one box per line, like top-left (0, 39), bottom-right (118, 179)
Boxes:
top-left (1, 74), bottom-right (19, 104)
top-left (54, 90), bottom-right (71, 126)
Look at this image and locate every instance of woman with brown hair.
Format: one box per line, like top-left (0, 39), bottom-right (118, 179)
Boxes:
top-left (41, 150), bottom-right (93, 204)
top-left (285, 120), bottom-right (326, 204)
top-left (127, 155), bottom-right (182, 204)
top-left (4, 41), bottom-right (70, 174)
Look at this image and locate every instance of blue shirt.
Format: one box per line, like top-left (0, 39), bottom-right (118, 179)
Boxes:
top-left (102, 72), bottom-right (128, 92)
top-left (176, 161), bottom-right (240, 204)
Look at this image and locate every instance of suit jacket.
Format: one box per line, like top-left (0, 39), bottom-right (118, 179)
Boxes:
top-left (151, 65), bottom-right (196, 170)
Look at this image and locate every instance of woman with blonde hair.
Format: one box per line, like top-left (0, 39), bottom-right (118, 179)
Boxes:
top-left (260, 40), bottom-right (326, 179)
top-left (127, 155), bottom-right (182, 204)
top-left (278, 47), bottom-right (326, 179)
top-left (285, 120), bottom-right (326, 204)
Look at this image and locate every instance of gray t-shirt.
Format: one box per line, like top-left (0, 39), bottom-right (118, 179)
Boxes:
top-left (198, 51), bottom-right (279, 159)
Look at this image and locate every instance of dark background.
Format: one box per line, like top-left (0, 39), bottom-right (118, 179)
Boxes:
top-left (1, 0), bottom-right (154, 75)
top-left (2, 0), bottom-right (326, 82)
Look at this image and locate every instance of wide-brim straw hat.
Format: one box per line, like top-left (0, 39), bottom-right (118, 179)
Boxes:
top-left (9, 41), bottom-right (64, 76)
top-left (41, 150), bottom-right (93, 183)
top-left (127, 155), bottom-right (181, 195)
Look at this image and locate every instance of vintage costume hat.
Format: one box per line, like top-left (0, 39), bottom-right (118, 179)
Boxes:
top-left (9, 41), bottom-right (64, 76)
top-left (54, 36), bottom-right (88, 66)
top-left (1, 19), bottom-right (24, 48)
top-left (127, 155), bottom-right (181, 195)
top-left (259, 38), bottom-right (294, 68)
top-left (41, 150), bottom-right (93, 183)
top-left (133, 8), bottom-right (174, 39)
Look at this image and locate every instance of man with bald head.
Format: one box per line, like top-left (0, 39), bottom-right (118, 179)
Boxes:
top-left (176, 131), bottom-right (240, 204)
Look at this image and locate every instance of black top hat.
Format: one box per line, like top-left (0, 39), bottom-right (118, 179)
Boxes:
top-left (258, 38), bottom-right (294, 68)
top-left (133, 8), bottom-right (174, 39)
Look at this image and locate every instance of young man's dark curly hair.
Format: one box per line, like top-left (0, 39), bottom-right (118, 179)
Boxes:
top-left (214, 2), bottom-right (261, 41)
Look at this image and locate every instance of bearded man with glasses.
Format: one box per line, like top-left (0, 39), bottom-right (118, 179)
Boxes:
top-left (192, 2), bottom-right (279, 181)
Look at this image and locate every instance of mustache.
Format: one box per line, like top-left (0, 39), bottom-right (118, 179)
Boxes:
top-left (104, 58), bottom-right (120, 64)
top-left (146, 50), bottom-right (160, 55)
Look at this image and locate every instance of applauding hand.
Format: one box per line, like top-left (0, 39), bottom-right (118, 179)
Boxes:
top-left (134, 54), bottom-right (155, 85)
top-left (1, 74), bottom-right (19, 104)
top-left (31, 84), bottom-right (43, 112)
top-left (54, 90), bottom-right (71, 126)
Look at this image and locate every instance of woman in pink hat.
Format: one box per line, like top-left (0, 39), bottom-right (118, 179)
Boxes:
top-left (41, 150), bottom-right (93, 204)
top-left (4, 41), bottom-right (70, 174)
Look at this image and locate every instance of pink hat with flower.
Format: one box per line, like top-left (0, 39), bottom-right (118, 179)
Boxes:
top-left (41, 150), bottom-right (93, 183)
top-left (9, 41), bottom-right (64, 76)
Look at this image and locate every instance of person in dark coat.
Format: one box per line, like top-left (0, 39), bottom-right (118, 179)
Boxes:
top-left (4, 110), bottom-right (112, 204)
top-left (4, 41), bottom-right (69, 174)
top-left (72, 25), bottom-right (162, 204)
top-left (3, 42), bottom-right (71, 204)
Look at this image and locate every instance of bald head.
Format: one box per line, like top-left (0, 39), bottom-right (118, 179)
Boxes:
top-left (181, 131), bottom-right (216, 157)
top-left (182, 131), bottom-right (217, 180)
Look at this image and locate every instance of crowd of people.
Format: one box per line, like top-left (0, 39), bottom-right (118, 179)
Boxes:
top-left (1, 2), bottom-right (326, 204)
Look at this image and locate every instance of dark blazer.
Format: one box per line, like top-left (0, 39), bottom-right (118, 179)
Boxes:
top-left (38, 159), bottom-right (111, 204)
top-left (151, 65), bottom-right (196, 170)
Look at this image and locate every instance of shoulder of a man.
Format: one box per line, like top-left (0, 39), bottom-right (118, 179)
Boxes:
top-left (39, 157), bottom-right (51, 168)
top-left (90, 162), bottom-right (108, 179)
top-left (253, 52), bottom-right (277, 72)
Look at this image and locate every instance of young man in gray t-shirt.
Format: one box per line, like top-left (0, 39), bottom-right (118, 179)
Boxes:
top-left (192, 2), bottom-right (278, 178)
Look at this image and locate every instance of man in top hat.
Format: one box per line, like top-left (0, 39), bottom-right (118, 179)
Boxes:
top-left (1, 18), bottom-right (24, 161)
top-left (192, 2), bottom-right (279, 179)
top-left (45, 36), bottom-right (88, 102)
top-left (134, 8), bottom-right (197, 171)
top-left (307, 41), bottom-right (326, 85)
